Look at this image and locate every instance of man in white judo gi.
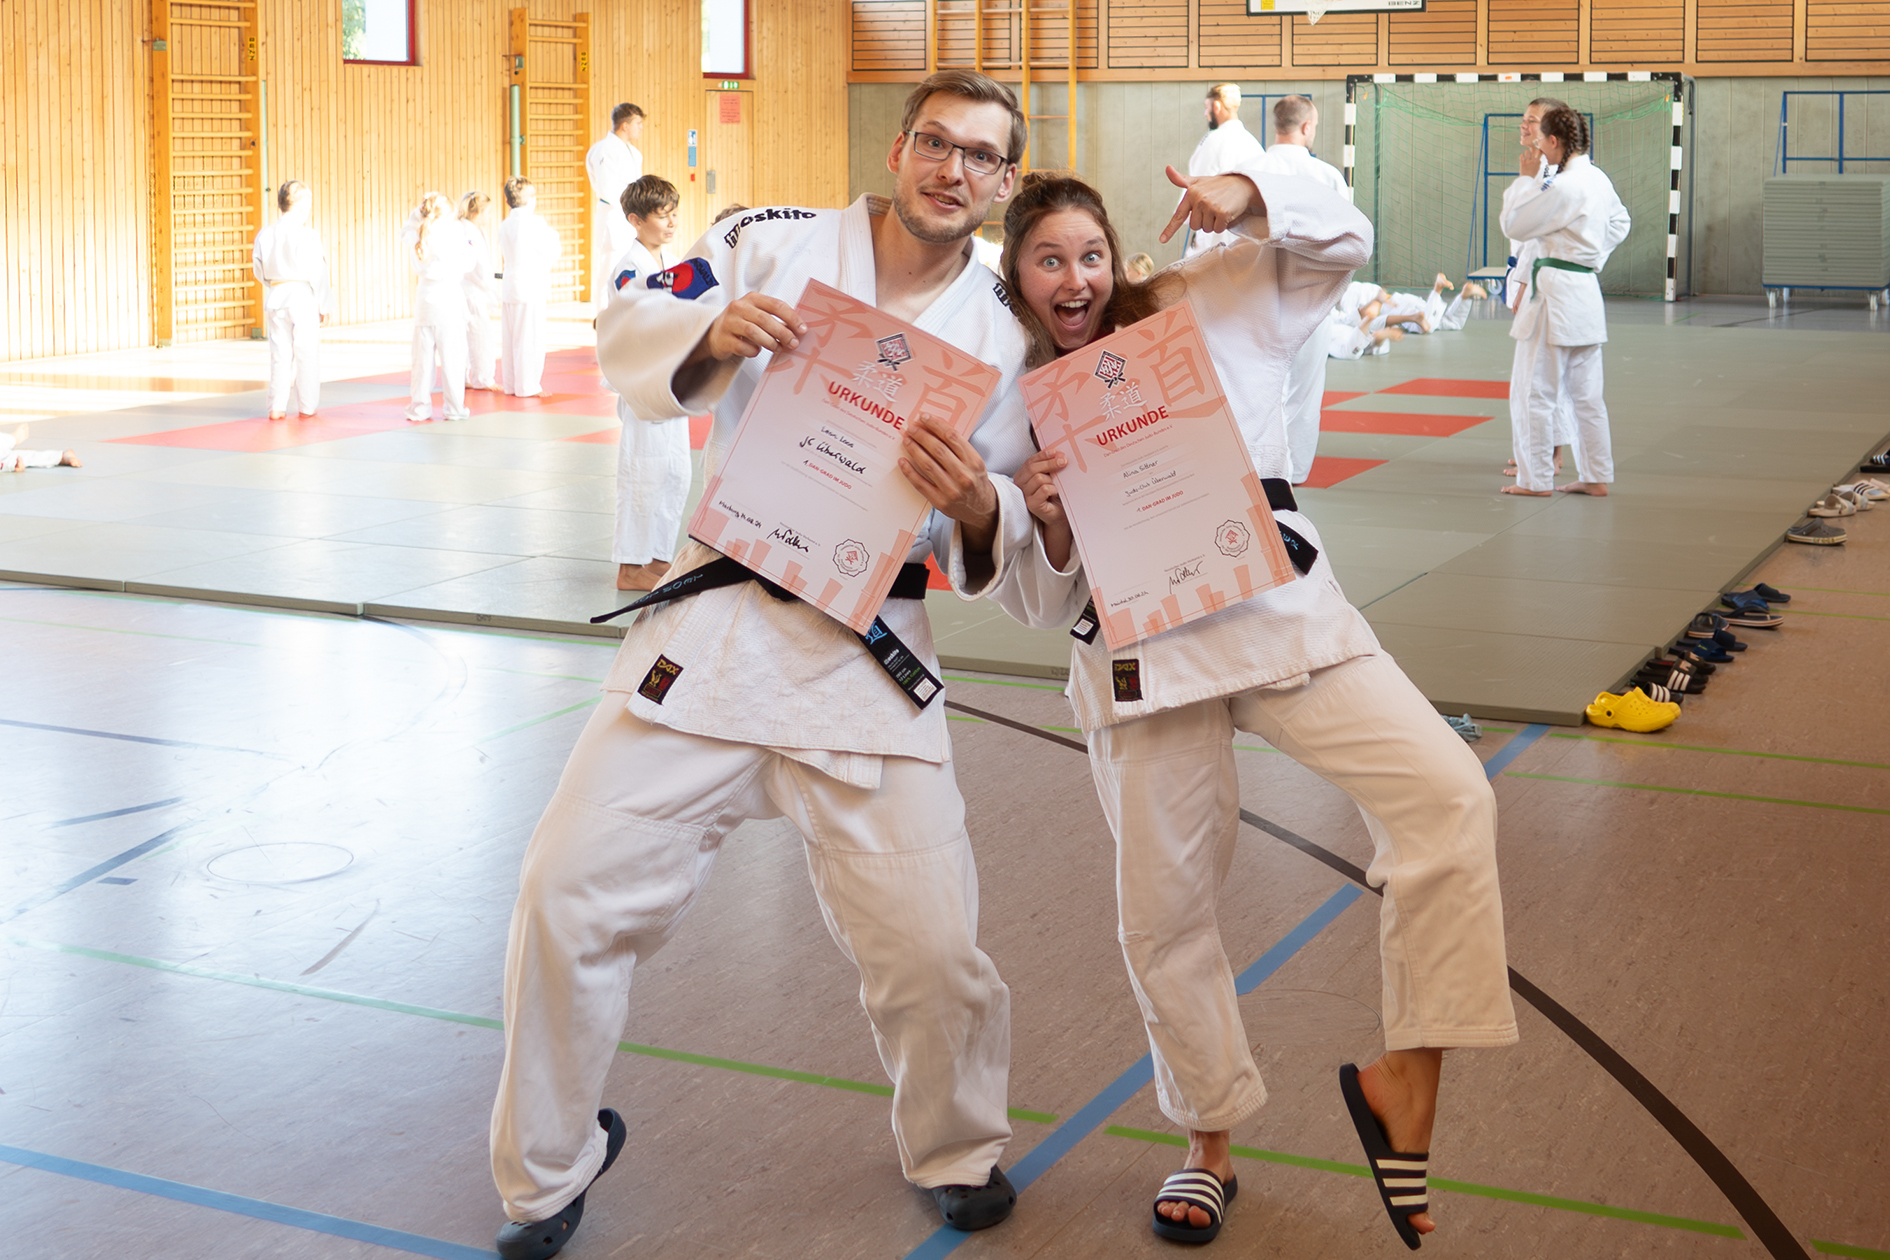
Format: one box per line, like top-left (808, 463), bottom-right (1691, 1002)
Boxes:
top-left (251, 180), bottom-right (335, 421)
top-left (1252, 96), bottom-right (1348, 483)
top-left (1184, 83), bottom-right (1265, 257)
top-left (496, 178), bottom-right (562, 398)
top-left (488, 68), bottom-right (1043, 1260)
top-left (586, 103), bottom-right (645, 311)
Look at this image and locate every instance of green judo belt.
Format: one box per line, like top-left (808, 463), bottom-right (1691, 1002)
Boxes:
top-left (1529, 256), bottom-right (1596, 299)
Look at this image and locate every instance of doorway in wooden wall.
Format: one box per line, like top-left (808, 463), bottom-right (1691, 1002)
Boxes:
top-left (701, 90), bottom-right (753, 220)
top-left (150, 0), bottom-right (266, 346)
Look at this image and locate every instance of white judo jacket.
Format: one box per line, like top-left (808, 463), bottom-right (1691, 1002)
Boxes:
top-left (497, 209), bottom-right (562, 305)
top-left (252, 219), bottom-right (336, 316)
top-left (1499, 154), bottom-right (1631, 347)
top-left (996, 170), bottom-right (1385, 732)
top-left (593, 196), bottom-right (1040, 783)
top-left (1185, 118), bottom-right (1267, 255)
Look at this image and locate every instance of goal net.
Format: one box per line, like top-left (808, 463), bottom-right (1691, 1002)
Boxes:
top-left (1349, 78), bottom-right (1680, 297)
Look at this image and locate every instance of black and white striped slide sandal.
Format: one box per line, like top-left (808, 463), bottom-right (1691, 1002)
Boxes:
top-left (1339, 1062), bottom-right (1429, 1250)
top-left (1150, 1167), bottom-right (1238, 1244)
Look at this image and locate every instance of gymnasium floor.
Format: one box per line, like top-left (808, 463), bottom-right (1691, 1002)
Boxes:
top-left (2, 298), bottom-right (1888, 1260)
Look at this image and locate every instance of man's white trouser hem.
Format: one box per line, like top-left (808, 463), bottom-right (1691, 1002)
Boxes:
top-left (1385, 1025), bottom-right (1520, 1053)
top-left (1157, 1082), bottom-right (1270, 1133)
top-left (503, 1122), bottom-right (608, 1224)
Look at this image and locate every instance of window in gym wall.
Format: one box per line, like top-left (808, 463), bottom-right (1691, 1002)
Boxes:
top-left (343, 0), bottom-right (417, 65)
top-left (703, 0), bottom-right (751, 79)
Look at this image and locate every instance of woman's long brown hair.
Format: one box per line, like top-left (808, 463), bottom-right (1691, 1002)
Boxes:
top-left (999, 172), bottom-right (1182, 369)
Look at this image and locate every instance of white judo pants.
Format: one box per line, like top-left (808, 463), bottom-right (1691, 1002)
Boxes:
top-left (466, 292), bottom-right (499, 391)
top-left (503, 300), bottom-right (548, 397)
top-left (1509, 328), bottom-right (1612, 492)
top-left (1281, 329), bottom-right (1328, 485)
top-left (1086, 652), bottom-right (1518, 1132)
top-left (0, 434), bottom-right (62, 470)
top-left (489, 702), bottom-right (1012, 1224)
top-left (264, 285), bottom-right (321, 416)
top-left (409, 294), bottom-right (469, 422)
top-left (612, 414), bottom-right (691, 565)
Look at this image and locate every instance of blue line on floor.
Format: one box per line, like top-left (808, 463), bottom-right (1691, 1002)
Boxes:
top-left (51, 796), bottom-right (186, 827)
top-left (1482, 723), bottom-right (1550, 780)
top-left (900, 884), bottom-right (1364, 1260)
top-left (0, 1143), bottom-right (491, 1260)
top-left (0, 716), bottom-right (284, 759)
top-left (0, 823), bottom-right (190, 926)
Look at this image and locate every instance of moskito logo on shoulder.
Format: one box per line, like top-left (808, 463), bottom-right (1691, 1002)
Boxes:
top-left (647, 258), bottom-right (719, 300)
top-left (1094, 350), bottom-right (1127, 388)
top-left (874, 334), bottom-right (912, 370)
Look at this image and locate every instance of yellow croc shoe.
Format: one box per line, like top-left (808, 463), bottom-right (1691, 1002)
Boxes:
top-left (1585, 687), bottom-right (1680, 733)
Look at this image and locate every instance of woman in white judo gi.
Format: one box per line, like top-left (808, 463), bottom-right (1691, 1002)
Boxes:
top-left (1499, 105), bottom-right (1630, 497)
top-left (406, 192), bottom-right (477, 423)
top-left (1001, 169), bottom-right (1518, 1249)
top-left (459, 191), bottom-right (501, 392)
top-left (252, 180), bottom-right (335, 420)
top-left (497, 177), bottom-right (562, 398)
top-left (606, 175), bottom-right (692, 592)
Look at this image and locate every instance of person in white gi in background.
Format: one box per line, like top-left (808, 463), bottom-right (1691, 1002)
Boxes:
top-left (1499, 104), bottom-right (1629, 497)
top-left (585, 103), bottom-right (644, 311)
top-left (606, 174), bottom-right (690, 593)
top-left (1252, 96), bottom-right (1348, 483)
top-left (1184, 83), bottom-right (1266, 257)
top-left (405, 192), bottom-right (476, 423)
top-left (1503, 99), bottom-right (1576, 480)
top-left (1325, 279), bottom-right (1407, 359)
top-left (1003, 169), bottom-right (1517, 1249)
top-left (496, 177), bottom-right (562, 398)
top-left (459, 191), bottom-right (501, 391)
top-left (0, 425), bottom-right (80, 471)
top-left (488, 69), bottom-right (1043, 1260)
top-left (251, 180), bottom-right (335, 421)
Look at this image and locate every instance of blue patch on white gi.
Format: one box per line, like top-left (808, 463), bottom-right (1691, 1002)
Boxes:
top-left (647, 259), bottom-right (719, 301)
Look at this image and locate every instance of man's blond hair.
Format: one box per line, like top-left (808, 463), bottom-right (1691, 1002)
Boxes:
top-left (1206, 83), bottom-right (1242, 109)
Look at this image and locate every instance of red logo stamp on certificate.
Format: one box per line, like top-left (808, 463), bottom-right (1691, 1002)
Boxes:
top-left (1020, 301), bottom-right (1295, 650)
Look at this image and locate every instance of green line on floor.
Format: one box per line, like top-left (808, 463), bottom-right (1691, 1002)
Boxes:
top-left (1505, 773), bottom-right (1890, 816)
top-left (476, 666), bottom-right (607, 684)
top-left (472, 697), bottom-right (600, 744)
top-left (1812, 1239), bottom-right (1890, 1259)
top-left (943, 673), bottom-right (1065, 692)
top-left (4, 934), bottom-right (1058, 1126)
top-left (1106, 1127), bottom-right (1745, 1238)
top-left (1548, 732), bottom-right (1890, 772)
top-left (0, 613), bottom-right (268, 649)
top-left (1778, 608), bottom-right (1890, 623)
top-left (1771, 585), bottom-right (1890, 598)
top-left (946, 714), bottom-right (1083, 736)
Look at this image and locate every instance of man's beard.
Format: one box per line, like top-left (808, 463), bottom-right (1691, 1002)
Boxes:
top-left (1208, 116), bottom-right (1221, 130)
top-left (893, 183), bottom-right (982, 245)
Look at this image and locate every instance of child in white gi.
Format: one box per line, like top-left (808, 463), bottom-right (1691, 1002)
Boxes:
top-left (251, 180), bottom-right (335, 421)
top-left (607, 175), bottom-right (691, 592)
top-left (406, 192), bottom-right (477, 423)
top-left (496, 177), bottom-right (561, 398)
top-left (460, 191), bottom-right (501, 391)
top-left (0, 425), bottom-right (80, 471)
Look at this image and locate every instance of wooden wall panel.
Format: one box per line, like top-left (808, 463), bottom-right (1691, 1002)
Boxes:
top-left (1389, 0), bottom-right (1478, 64)
top-left (1200, 0), bottom-right (1283, 67)
top-left (1590, 0), bottom-right (1686, 61)
top-left (1108, 1), bottom-right (1191, 67)
top-left (1697, 0), bottom-right (1795, 59)
top-left (1290, 12), bottom-right (1380, 65)
top-left (854, 0), bottom-right (927, 71)
top-left (1488, 0), bottom-right (1581, 61)
top-left (2, 0), bottom-right (152, 363)
top-left (751, 1), bottom-right (851, 210)
top-left (1807, 0), bottom-right (1890, 57)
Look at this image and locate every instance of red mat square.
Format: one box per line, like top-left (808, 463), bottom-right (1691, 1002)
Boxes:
top-left (1378, 378), bottom-right (1510, 399)
top-left (1319, 410), bottom-right (1492, 437)
top-left (110, 407), bottom-right (414, 451)
top-left (1299, 456), bottom-right (1386, 488)
top-left (1322, 390), bottom-right (1368, 407)
top-left (564, 416), bottom-right (712, 450)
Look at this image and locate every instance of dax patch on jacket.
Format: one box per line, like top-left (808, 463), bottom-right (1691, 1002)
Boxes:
top-left (614, 268), bottom-right (637, 290)
top-left (648, 259), bottom-right (719, 300)
top-left (1112, 658), bottom-right (1142, 703)
top-left (638, 655), bottom-right (683, 704)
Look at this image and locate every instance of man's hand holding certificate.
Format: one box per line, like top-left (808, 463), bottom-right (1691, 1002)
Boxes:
top-left (1020, 301), bottom-right (1295, 650)
top-left (689, 279), bottom-right (1000, 634)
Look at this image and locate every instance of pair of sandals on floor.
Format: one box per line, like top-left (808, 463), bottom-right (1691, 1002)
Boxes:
top-left (1151, 1062), bottom-right (1429, 1249)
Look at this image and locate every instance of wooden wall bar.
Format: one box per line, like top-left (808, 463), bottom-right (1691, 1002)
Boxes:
top-left (849, 0), bottom-right (1890, 78)
top-left (3, 0), bottom-right (851, 362)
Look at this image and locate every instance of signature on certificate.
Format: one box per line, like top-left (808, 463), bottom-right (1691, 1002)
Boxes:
top-left (767, 525), bottom-right (812, 553)
top-left (1166, 555), bottom-right (1207, 589)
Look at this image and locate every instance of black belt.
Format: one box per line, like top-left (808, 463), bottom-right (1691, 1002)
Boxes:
top-left (592, 555), bottom-right (942, 710)
top-left (1071, 477), bottom-right (1318, 644)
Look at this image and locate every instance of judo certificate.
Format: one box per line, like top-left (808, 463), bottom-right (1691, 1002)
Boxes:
top-left (1020, 301), bottom-right (1295, 650)
top-left (689, 279), bottom-right (1000, 634)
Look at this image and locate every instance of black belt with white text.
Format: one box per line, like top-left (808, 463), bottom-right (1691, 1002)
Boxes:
top-left (591, 556), bottom-right (942, 710)
top-left (1069, 477), bottom-right (1318, 645)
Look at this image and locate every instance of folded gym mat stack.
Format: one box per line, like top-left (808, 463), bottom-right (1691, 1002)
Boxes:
top-left (1762, 176), bottom-right (1890, 295)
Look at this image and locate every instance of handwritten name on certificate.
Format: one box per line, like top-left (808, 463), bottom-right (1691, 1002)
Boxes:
top-left (688, 279), bottom-right (1000, 634)
top-left (1020, 301), bottom-right (1295, 650)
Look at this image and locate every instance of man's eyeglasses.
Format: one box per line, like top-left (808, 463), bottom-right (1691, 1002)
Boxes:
top-left (905, 130), bottom-right (1009, 177)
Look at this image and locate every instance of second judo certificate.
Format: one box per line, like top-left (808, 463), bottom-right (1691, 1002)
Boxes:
top-left (1020, 301), bottom-right (1296, 650)
top-left (689, 278), bottom-right (1000, 634)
